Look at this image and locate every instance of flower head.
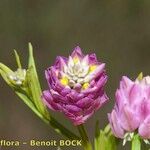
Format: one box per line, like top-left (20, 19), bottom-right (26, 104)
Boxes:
top-left (42, 46), bottom-right (108, 125)
top-left (108, 75), bottom-right (150, 140)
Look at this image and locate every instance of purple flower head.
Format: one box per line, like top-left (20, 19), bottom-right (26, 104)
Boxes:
top-left (42, 46), bottom-right (108, 125)
top-left (108, 75), bottom-right (150, 139)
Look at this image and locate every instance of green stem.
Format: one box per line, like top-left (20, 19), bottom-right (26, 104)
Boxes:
top-left (132, 134), bottom-right (141, 150)
top-left (48, 116), bottom-right (80, 140)
top-left (77, 125), bottom-right (93, 150)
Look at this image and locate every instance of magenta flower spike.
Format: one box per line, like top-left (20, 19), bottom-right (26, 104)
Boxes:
top-left (42, 46), bottom-right (108, 125)
top-left (108, 76), bottom-right (150, 140)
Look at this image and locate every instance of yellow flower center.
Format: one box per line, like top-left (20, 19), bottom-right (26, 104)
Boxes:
top-left (60, 77), bottom-right (69, 86)
top-left (82, 83), bottom-right (90, 90)
top-left (89, 65), bottom-right (97, 73)
top-left (73, 56), bottom-right (79, 64)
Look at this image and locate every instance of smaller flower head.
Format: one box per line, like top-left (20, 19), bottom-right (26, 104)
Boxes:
top-left (108, 75), bottom-right (150, 142)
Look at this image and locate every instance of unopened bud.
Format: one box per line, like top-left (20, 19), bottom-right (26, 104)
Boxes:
top-left (8, 68), bottom-right (26, 85)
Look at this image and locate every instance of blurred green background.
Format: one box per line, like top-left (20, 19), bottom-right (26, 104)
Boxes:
top-left (0, 0), bottom-right (150, 150)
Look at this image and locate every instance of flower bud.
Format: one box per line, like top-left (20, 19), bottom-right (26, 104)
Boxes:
top-left (8, 68), bottom-right (26, 85)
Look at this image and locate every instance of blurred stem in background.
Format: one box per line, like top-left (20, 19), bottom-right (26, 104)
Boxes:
top-left (94, 122), bottom-right (118, 150)
top-left (77, 125), bottom-right (93, 150)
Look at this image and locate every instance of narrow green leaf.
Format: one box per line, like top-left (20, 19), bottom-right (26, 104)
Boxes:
top-left (104, 124), bottom-right (111, 134)
top-left (28, 43), bottom-right (48, 116)
top-left (77, 125), bottom-right (92, 150)
top-left (0, 69), bottom-right (12, 86)
top-left (14, 50), bottom-right (22, 68)
top-left (107, 134), bottom-right (117, 150)
top-left (0, 63), bottom-right (14, 74)
top-left (99, 131), bottom-right (108, 150)
top-left (95, 120), bottom-right (100, 137)
top-left (132, 134), bottom-right (141, 150)
top-left (15, 91), bottom-right (45, 120)
top-left (94, 120), bottom-right (100, 150)
top-left (26, 66), bottom-right (49, 118)
top-left (28, 43), bottom-right (40, 86)
top-left (94, 123), bottom-right (118, 150)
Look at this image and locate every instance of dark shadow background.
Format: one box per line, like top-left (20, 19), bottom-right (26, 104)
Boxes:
top-left (0, 0), bottom-right (150, 150)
